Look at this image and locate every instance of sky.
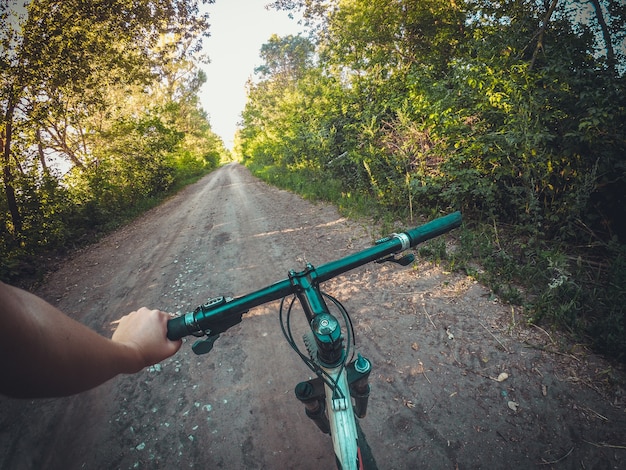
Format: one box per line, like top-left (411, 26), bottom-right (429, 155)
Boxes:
top-left (199, 1), bottom-right (305, 150)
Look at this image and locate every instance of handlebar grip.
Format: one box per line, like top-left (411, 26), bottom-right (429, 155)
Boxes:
top-left (405, 211), bottom-right (462, 247)
top-left (167, 315), bottom-right (189, 341)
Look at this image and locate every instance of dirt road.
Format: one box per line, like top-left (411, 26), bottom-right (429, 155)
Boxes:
top-left (1, 163), bottom-right (624, 469)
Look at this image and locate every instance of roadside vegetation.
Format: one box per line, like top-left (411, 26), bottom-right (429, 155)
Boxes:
top-left (237, 1), bottom-right (626, 362)
top-left (1, 1), bottom-right (228, 285)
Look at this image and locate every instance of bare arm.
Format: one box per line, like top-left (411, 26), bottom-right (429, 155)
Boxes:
top-left (0, 281), bottom-right (181, 398)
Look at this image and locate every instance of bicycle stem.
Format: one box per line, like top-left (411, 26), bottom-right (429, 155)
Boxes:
top-left (289, 264), bottom-right (346, 367)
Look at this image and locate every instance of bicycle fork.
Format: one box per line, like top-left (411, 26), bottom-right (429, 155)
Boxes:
top-left (293, 314), bottom-right (372, 470)
top-left (295, 354), bottom-right (371, 467)
top-left (295, 354), bottom-right (372, 432)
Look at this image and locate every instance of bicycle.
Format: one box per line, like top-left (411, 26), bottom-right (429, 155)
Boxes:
top-left (167, 211), bottom-right (462, 470)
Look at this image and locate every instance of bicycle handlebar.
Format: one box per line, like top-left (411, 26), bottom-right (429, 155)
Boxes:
top-left (167, 211), bottom-right (462, 341)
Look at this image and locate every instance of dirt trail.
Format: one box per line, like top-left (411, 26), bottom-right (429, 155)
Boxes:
top-left (1, 163), bottom-right (624, 469)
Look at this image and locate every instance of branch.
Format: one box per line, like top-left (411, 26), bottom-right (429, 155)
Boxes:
top-left (529, 0), bottom-right (560, 71)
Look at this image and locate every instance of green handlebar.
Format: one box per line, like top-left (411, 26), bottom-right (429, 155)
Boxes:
top-left (167, 211), bottom-right (462, 340)
top-left (405, 211), bottom-right (462, 246)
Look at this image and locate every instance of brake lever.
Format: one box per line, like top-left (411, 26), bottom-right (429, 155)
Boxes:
top-left (376, 253), bottom-right (415, 266)
top-left (192, 335), bottom-right (220, 355)
top-left (188, 296), bottom-right (245, 355)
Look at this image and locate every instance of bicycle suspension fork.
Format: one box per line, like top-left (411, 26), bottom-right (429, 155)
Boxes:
top-left (295, 354), bottom-right (372, 433)
top-left (295, 320), bottom-right (372, 469)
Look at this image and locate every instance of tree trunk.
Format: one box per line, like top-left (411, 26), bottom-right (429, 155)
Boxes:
top-left (1, 103), bottom-right (22, 234)
top-left (37, 128), bottom-right (49, 174)
top-left (589, 0), bottom-right (616, 75)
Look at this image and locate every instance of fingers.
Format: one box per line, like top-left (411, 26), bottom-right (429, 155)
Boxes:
top-left (111, 307), bottom-right (177, 345)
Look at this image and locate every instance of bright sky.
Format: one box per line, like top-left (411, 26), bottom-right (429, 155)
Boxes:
top-left (199, 1), bottom-right (305, 150)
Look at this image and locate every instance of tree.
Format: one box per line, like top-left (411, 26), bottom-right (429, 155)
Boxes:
top-left (0, 0), bottom-right (211, 236)
top-left (323, 0), bottom-right (466, 74)
top-left (255, 34), bottom-right (316, 85)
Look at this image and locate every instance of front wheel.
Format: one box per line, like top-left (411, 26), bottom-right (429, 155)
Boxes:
top-left (356, 419), bottom-right (377, 470)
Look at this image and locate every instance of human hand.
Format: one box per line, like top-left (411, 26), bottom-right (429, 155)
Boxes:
top-left (111, 308), bottom-right (182, 373)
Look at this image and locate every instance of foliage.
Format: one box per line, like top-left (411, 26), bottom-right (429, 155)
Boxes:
top-left (0, 0), bottom-right (225, 285)
top-left (241, 0), bottom-right (626, 360)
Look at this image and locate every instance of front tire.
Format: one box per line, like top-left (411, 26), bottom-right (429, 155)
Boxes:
top-left (356, 419), bottom-right (377, 470)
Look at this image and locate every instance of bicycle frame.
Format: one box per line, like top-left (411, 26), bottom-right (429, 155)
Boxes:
top-left (167, 211), bottom-right (462, 470)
